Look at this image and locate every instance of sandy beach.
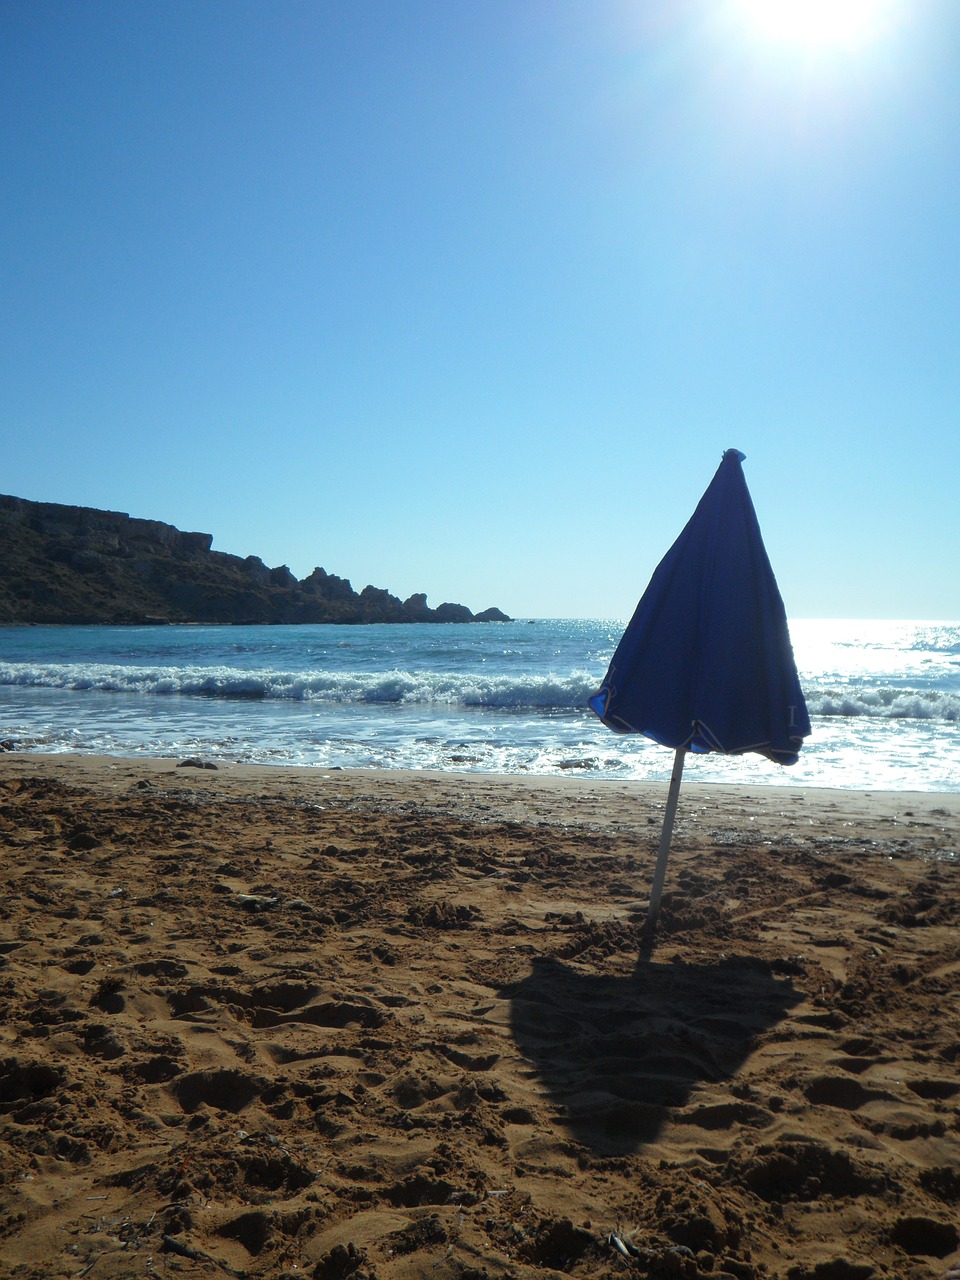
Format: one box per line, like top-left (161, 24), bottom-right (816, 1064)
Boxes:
top-left (0, 752), bottom-right (958, 1279)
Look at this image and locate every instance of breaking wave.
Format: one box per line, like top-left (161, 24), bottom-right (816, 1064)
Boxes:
top-left (0, 661), bottom-right (598, 710)
top-left (804, 687), bottom-right (959, 721)
top-left (1, 660), bottom-right (958, 721)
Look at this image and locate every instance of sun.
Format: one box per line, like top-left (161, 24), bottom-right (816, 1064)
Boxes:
top-left (734, 0), bottom-right (896, 50)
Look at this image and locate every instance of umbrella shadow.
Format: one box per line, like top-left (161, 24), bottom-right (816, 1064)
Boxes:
top-left (503, 951), bottom-right (802, 1155)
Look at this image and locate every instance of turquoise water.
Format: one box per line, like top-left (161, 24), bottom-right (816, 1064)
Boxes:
top-left (1, 618), bottom-right (958, 790)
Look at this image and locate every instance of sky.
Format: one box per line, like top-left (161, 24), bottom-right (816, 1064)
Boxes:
top-left (2, 0), bottom-right (959, 621)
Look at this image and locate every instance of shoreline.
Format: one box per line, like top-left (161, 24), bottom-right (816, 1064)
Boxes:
top-left (3, 748), bottom-right (960, 842)
top-left (1, 750), bottom-right (958, 1277)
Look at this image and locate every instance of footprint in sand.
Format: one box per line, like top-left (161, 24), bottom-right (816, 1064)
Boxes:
top-left (168, 1068), bottom-right (267, 1114)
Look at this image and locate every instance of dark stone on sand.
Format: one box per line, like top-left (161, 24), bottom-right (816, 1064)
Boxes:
top-left (0, 492), bottom-right (512, 624)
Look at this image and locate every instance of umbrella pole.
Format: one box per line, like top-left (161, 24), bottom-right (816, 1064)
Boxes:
top-left (647, 747), bottom-right (686, 929)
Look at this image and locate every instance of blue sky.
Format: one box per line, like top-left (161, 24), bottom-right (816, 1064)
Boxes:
top-left (2, 0), bottom-right (958, 620)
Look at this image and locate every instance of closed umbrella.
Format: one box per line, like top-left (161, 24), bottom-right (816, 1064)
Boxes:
top-left (589, 449), bottom-right (810, 928)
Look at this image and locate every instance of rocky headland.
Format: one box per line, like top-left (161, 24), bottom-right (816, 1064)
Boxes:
top-left (0, 495), bottom-right (511, 625)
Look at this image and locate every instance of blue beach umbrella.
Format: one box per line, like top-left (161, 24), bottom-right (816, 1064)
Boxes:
top-left (589, 449), bottom-right (810, 928)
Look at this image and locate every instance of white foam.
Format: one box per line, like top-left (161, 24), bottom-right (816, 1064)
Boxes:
top-left (805, 687), bottom-right (959, 721)
top-left (2, 618), bottom-right (959, 790)
top-left (0, 661), bottom-right (600, 710)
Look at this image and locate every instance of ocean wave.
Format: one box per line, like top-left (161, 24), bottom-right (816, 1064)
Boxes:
top-left (805, 687), bottom-right (959, 721)
top-left (0, 661), bottom-right (600, 710)
top-left (2, 661), bottom-right (958, 721)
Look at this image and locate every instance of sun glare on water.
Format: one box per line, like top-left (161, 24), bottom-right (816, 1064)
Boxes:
top-left (735, 0), bottom-right (897, 49)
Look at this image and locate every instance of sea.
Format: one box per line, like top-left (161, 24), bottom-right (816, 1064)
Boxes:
top-left (0, 619), bottom-right (958, 792)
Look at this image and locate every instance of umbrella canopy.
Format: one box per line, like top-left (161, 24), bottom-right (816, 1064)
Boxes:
top-left (589, 449), bottom-right (810, 929)
top-left (589, 448), bottom-right (810, 765)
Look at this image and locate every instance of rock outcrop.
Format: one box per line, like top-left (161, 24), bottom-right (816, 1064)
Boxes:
top-left (0, 495), bottom-right (512, 626)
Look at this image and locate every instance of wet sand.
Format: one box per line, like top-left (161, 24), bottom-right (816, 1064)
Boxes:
top-left (1, 752), bottom-right (958, 1279)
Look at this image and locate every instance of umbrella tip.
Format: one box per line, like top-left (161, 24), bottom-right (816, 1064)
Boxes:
top-left (723, 448), bottom-right (746, 463)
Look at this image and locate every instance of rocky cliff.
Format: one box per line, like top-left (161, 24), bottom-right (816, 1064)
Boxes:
top-left (0, 495), bottom-right (511, 625)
